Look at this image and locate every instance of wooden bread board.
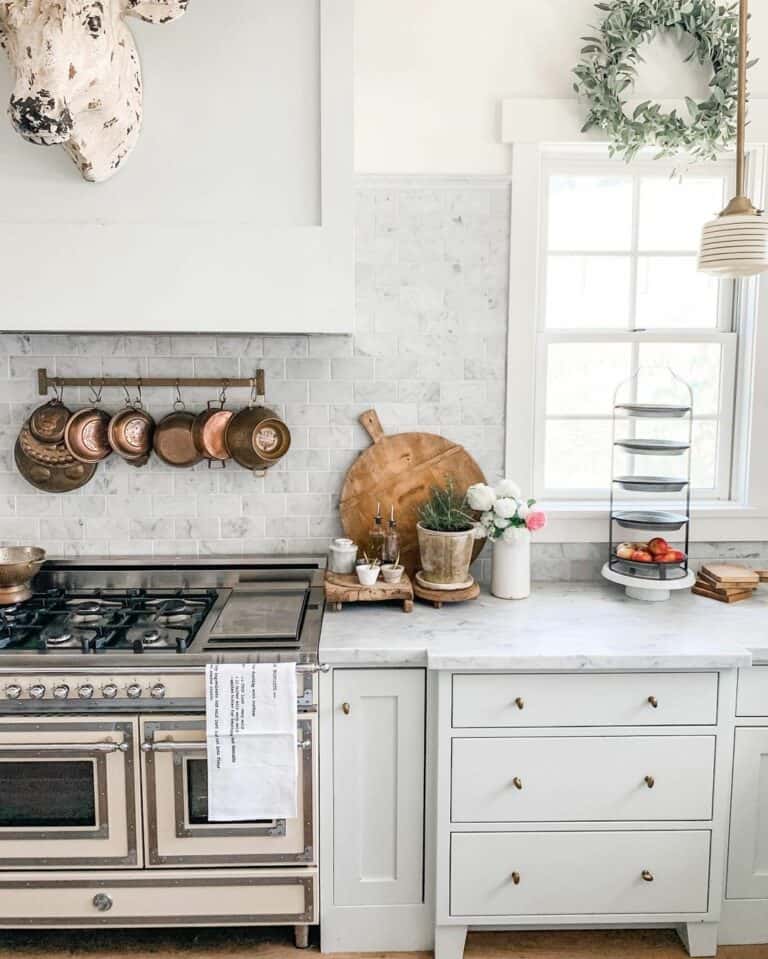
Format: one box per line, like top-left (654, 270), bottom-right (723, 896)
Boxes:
top-left (697, 571), bottom-right (759, 592)
top-left (700, 563), bottom-right (760, 585)
top-left (339, 409), bottom-right (487, 576)
top-left (693, 583), bottom-right (755, 604)
top-left (325, 571), bottom-right (414, 613)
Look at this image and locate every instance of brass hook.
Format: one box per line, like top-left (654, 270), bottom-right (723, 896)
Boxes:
top-left (174, 379), bottom-right (185, 411)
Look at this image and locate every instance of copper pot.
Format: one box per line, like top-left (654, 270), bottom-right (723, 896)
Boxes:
top-left (0, 546), bottom-right (46, 605)
top-left (15, 439), bottom-right (96, 494)
top-left (28, 399), bottom-right (70, 445)
top-left (108, 405), bottom-right (155, 466)
top-left (64, 408), bottom-right (112, 464)
top-left (192, 402), bottom-right (233, 468)
top-left (225, 404), bottom-right (291, 471)
top-left (154, 407), bottom-right (202, 468)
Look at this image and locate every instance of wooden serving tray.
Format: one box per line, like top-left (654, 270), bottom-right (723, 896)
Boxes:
top-left (325, 571), bottom-right (414, 613)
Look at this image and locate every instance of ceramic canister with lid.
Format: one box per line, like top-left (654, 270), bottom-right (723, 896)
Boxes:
top-left (328, 538), bottom-right (358, 574)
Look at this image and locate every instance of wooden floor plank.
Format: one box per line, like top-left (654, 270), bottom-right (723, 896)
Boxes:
top-left (0, 928), bottom-right (764, 959)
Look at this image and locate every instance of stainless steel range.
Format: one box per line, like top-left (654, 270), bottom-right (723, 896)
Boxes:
top-left (0, 557), bottom-right (325, 945)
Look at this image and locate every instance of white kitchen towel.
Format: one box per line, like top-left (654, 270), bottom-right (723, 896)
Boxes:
top-left (205, 663), bottom-right (297, 822)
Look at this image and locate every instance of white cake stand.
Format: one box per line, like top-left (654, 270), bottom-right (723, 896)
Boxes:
top-left (601, 563), bottom-right (696, 602)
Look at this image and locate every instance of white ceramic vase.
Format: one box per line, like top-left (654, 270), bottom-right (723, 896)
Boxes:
top-left (491, 529), bottom-right (531, 600)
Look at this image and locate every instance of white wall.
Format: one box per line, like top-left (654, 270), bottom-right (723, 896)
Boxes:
top-left (354, 0), bottom-right (768, 175)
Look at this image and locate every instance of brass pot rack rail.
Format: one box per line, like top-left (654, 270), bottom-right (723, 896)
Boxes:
top-left (37, 368), bottom-right (266, 397)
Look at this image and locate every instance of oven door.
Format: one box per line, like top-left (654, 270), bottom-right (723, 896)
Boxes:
top-left (140, 715), bottom-right (315, 867)
top-left (0, 717), bottom-right (140, 869)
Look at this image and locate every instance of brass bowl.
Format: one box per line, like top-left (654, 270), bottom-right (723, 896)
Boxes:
top-left (0, 546), bottom-right (46, 605)
top-left (64, 408), bottom-right (112, 464)
top-left (225, 406), bottom-right (291, 471)
top-left (108, 406), bottom-right (155, 464)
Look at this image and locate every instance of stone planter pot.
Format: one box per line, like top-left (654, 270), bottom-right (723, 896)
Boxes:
top-left (491, 529), bottom-right (531, 600)
top-left (416, 522), bottom-right (475, 586)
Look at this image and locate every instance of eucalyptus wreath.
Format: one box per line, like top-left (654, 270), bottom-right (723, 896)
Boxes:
top-left (573, 0), bottom-right (740, 161)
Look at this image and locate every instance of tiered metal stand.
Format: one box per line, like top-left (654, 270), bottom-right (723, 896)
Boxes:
top-left (601, 372), bottom-right (696, 602)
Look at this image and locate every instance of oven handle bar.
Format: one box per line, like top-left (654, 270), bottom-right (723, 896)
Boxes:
top-left (141, 740), bottom-right (312, 752)
top-left (296, 664), bottom-right (329, 673)
top-left (0, 741), bottom-right (128, 753)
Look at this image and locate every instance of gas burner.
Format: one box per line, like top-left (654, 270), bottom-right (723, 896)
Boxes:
top-left (44, 629), bottom-right (74, 647)
top-left (142, 629), bottom-right (162, 646)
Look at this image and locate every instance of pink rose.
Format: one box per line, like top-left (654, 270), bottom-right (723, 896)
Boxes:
top-left (525, 510), bottom-right (547, 532)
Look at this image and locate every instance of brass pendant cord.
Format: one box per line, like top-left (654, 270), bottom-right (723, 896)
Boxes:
top-left (723, 0), bottom-right (755, 215)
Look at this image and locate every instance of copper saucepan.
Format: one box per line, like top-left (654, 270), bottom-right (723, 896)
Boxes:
top-left (0, 546), bottom-right (46, 605)
top-left (154, 387), bottom-right (202, 468)
top-left (28, 397), bottom-right (70, 445)
top-left (108, 384), bottom-right (154, 467)
top-left (192, 387), bottom-right (233, 468)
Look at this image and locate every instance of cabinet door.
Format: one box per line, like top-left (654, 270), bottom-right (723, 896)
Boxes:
top-left (727, 727), bottom-right (768, 899)
top-left (333, 669), bottom-right (425, 907)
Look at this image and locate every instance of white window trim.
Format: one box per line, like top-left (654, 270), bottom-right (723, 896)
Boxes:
top-left (505, 141), bottom-right (768, 543)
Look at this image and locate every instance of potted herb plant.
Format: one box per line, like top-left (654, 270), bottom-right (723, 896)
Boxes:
top-left (416, 480), bottom-right (478, 588)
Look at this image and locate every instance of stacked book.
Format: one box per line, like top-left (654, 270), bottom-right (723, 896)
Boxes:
top-left (693, 564), bottom-right (762, 603)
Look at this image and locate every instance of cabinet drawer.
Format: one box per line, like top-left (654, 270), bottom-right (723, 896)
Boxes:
top-left (736, 667), bottom-right (768, 716)
top-left (450, 831), bottom-right (709, 917)
top-left (451, 736), bottom-right (715, 822)
top-left (452, 673), bottom-right (717, 728)
top-left (0, 869), bottom-right (316, 925)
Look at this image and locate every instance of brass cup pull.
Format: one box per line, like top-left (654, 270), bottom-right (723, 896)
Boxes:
top-left (647, 695), bottom-right (659, 708)
top-left (341, 702), bottom-right (351, 715)
top-left (641, 870), bottom-right (654, 882)
top-left (514, 697), bottom-right (525, 710)
top-left (644, 775), bottom-right (655, 789)
top-left (512, 776), bottom-right (523, 790)
top-left (511, 871), bottom-right (521, 885)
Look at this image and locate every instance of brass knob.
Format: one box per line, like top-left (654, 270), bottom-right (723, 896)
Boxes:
top-left (341, 702), bottom-right (351, 715)
top-left (514, 697), bottom-right (525, 710)
top-left (647, 696), bottom-right (658, 709)
top-left (512, 776), bottom-right (523, 790)
top-left (644, 775), bottom-right (655, 789)
top-left (511, 871), bottom-right (521, 885)
top-left (641, 870), bottom-right (654, 882)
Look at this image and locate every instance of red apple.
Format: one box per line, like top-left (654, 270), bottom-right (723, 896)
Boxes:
top-left (631, 550), bottom-right (654, 563)
top-left (647, 537), bottom-right (670, 557)
top-left (616, 543), bottom-right (635, 560)
top-left (660, 549), bottom-right (685, 563)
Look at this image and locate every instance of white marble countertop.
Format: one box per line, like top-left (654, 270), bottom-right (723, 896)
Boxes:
top-left (319, 582), bottom-right (764, 670)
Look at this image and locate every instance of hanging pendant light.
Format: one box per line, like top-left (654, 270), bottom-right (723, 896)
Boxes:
top-left (698, 0), bottom-right (768, 278)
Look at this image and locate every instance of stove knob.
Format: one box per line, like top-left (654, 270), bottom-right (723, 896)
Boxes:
top-left (101, 684), bottom-right (118, 699)
top-left (126, 684), bottom-right (142, 699)
top-left (4, 685), bottom-right (21, 700)
top-left (53, 684), bottom-right (70, 700)
top-left (28, 684), bottom-right (46, 700)
top-left (150, 683), bottom-right (166, 700)
top-left (77, 684), bottom-right (94, 700)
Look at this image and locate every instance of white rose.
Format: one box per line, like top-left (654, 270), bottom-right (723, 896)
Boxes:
top-left (495, 478), bottom-right (521, 499)
top-left (493, 515), bottom-right (511, 529)
top-left (494, 497), bottom-right (519, 519)
top-left (472, 522), bottom-right (487, 540)
top-left (502, 525), bottom-right (530, 544)
top-left (516, 502), bottom-right (531, 521)
top-left (480, 511), bottom-right (495, 529)
top-left (466, 483), bottom-right (496, 512)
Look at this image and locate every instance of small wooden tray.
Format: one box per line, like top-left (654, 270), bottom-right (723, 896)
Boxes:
top-left (413, 576), bottom-right (480, 609)
top-left (325, 571), bottom-right (413, 613)
top-left (700, 563), bottom-right (760, 585)
top-left (693, 582), bottom-right (755, 604)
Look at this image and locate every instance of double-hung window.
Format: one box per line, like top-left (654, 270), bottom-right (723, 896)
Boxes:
top-left (534, 153), bottom-right (737, 501)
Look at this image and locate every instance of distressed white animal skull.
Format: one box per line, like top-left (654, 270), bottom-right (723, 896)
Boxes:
top-left (0, 0), bottom-right (188, 182)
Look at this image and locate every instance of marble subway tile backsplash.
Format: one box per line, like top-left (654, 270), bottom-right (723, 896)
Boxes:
top-left (0, 179), bottom-right (509, 563)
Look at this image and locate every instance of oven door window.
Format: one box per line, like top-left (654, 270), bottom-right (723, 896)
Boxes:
top-left (0, 759), bottom-right (96, 828)
top-left (185, 759), bottom-right (272, 827)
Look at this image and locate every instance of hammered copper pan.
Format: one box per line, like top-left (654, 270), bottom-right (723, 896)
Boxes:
top-left (108, 405), bottom-right (154, 466)
top-left (192, 403), bottom-right (233, 467)
top-left (64, 408), bottom-right (112, 464)
top-left (0, 545), bottom-right (45, 605)
top-left (15, 440), bottom-right (96, 494)
top-left (225, 405), bottom-right (291, 471)
top-left (28, 400), bottom-right (71, 444)
top-left (153, 409), bottom-right (202, 468)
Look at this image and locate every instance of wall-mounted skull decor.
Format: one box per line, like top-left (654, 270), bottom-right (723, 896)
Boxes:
top-left (0, 0), bottom-right (189, 182)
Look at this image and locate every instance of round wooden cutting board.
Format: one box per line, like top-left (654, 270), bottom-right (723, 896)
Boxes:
top-left (339, 409), bottom-right (487, 576)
